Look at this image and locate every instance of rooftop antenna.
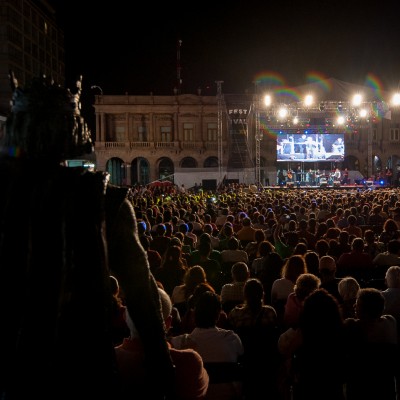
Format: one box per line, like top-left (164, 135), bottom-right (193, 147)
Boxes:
top-left (176, 39), bottom-right (182, 94)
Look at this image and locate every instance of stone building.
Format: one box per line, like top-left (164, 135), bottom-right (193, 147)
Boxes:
top-left (93, 78), bottom-right (400, 189)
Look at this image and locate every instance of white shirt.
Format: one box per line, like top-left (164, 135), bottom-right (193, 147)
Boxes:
top-left (271, 278), bottom-right (295, 302)
top-left (171, 284), bottom-right (186, 305)
top-left (171, 327), bottom-right (244, 362)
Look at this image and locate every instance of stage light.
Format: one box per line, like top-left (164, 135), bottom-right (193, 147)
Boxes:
top-left (304, 94), bottom-right (313, 107)
top-left (278, 107), bottom-right (289, 119)
top-left (352, 94), bottom-right (362, 107)
top-left (264, 94), bottom-right (272, 107)
top-left (392, 93), bottom-right (400, 106)
top-left (337, 115), bottom-right (346, 125)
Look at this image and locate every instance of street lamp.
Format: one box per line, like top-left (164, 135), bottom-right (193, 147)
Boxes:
top-left (91, 85), bottom-right (103, 95)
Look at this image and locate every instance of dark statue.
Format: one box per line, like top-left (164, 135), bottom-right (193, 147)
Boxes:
top-left (0, 72), bottom-right (175, 399)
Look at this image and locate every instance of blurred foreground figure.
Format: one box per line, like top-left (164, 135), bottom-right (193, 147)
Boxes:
top-left (0, 73), bottom-right (174, 400)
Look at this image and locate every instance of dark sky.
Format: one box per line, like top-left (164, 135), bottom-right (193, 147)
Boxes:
top-left (51, 0), bottom-right (400, 97)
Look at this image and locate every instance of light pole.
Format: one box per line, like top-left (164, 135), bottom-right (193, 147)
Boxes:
top-left (91, 85), bottom-right (103, 95)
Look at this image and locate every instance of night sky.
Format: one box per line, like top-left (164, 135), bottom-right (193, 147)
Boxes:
top-left (51, 0), bottom-right (400, 97)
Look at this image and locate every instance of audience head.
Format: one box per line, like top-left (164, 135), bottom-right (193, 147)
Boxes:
top-left (387, 239), bottom-right (400, 255)
top-left (194, 291), bottom-right (222, 328)
top-left (258, 240), bottom-right (274, 257)
top-left (355, 288), bottom-right (385, 320)
top-left (137, 221), bottom-right (147, 235)
top-left (294, 273), bottom-right (321, 301)
top-left (155, 223), bottom-right (167, 237)
top-left (243, 278), bottom-right (270, 311)
top-left (315, 238), bottom-right (330, 257)
top-left (227, 236), bottom-right (240, 250)
top-left (385, 265), bottom-right (400, 289)
top-left (254, 229), bottom-right (265, 243)
top-left (383, 218), bottom-right (398, 233)
top-left (304, 251), bottom-right (320, 276)
top-left (184, 265), bottom-right (207, 288)
top-left (319, 255), bottom-right (336, 276)
top-left (187, 282), bottom-right (215, 310)
top-left (198, 240), bottom-right (212, 257)
top-left (293, 242), bottom-right (308, 256)
top-left (231, 262), bottom-right (250, 282)
top-left (300, 288), bottom-right (343, 340)
top-left (282, 254), bottom-right (308, 283)
top-left (363, 229), bottom-right (375, 244)
top-left (351, 237), bottom-right (365, 252)
top-left (338, 276), bottom-right (360, 301)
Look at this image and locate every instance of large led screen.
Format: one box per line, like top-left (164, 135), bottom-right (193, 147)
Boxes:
top-left (277, 133), bottom-right (345, 162)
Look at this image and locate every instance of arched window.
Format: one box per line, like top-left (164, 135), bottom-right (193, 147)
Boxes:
top-left (180, 157), bottom-right (197, 168)
top-left (204, 157), bottom-right (218, 168)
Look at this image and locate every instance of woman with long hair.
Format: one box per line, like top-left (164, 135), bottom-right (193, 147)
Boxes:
top-left (154, 245), bottom-right (188, 296)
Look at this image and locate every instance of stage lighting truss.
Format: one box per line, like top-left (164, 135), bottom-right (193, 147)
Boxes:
top-left (259, 100), bottom-right (389, 131)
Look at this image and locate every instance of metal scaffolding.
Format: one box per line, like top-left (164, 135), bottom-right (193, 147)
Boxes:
top-left (216, 80), bottom-right (224, 184)
top-left (254, 82), bottom-right (262, 186)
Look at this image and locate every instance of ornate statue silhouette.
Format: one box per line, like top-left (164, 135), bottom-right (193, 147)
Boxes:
top-left (0, 72), bottom-right (174, 399)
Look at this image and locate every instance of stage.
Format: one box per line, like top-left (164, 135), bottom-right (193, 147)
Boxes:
top-left (262, 183), bottom-right (386, 191)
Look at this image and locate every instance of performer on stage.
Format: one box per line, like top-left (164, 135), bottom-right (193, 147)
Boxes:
top-left (386, 167), bottom-right (393, 186)
top-left (342, 168), bottom-right (349, 184)
top-left (278, 169), bottom-right (285, 186)
top-left (296, 165), bottom-right (302, 182)
top-left (315, 169), bottom-right (321, 185)
top-left (333, 168), bottom-right (341, 181)
top-left (306, 169), bottom-right (316, 186)
top-left (286, 169), bottom-right (294, 182)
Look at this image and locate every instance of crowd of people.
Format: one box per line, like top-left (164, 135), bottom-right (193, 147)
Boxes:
top-left (107, 184), bottom-right (400, 399)
top-left (2, 74), bottom-right (400, 400)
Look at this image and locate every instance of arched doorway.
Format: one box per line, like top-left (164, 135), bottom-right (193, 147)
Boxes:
top-left (106, 157), bottom-right (125, 186)
top-left (158, 157), bottom-right (174, 181)
top-left (131, 157), bottom-right (150, 185)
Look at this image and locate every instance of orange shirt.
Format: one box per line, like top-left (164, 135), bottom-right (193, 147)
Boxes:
top-left (115, 338), bottom-right (209, 399)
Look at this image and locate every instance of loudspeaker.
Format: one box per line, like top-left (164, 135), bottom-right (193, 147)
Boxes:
top-left (333, 181), bottom-right (341, 187)
top-left (366, 181), bottom-right (374, 187)
top-left (202, 179), bottom-right (217, 191)
top-left (286, 182), bottom-right (294, 188)
top-left (319, 177), bottom-right (327, 188)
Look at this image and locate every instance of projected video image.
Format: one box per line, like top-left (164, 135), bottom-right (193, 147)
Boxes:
top-left (277, 133), bottom-right (345, 162)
